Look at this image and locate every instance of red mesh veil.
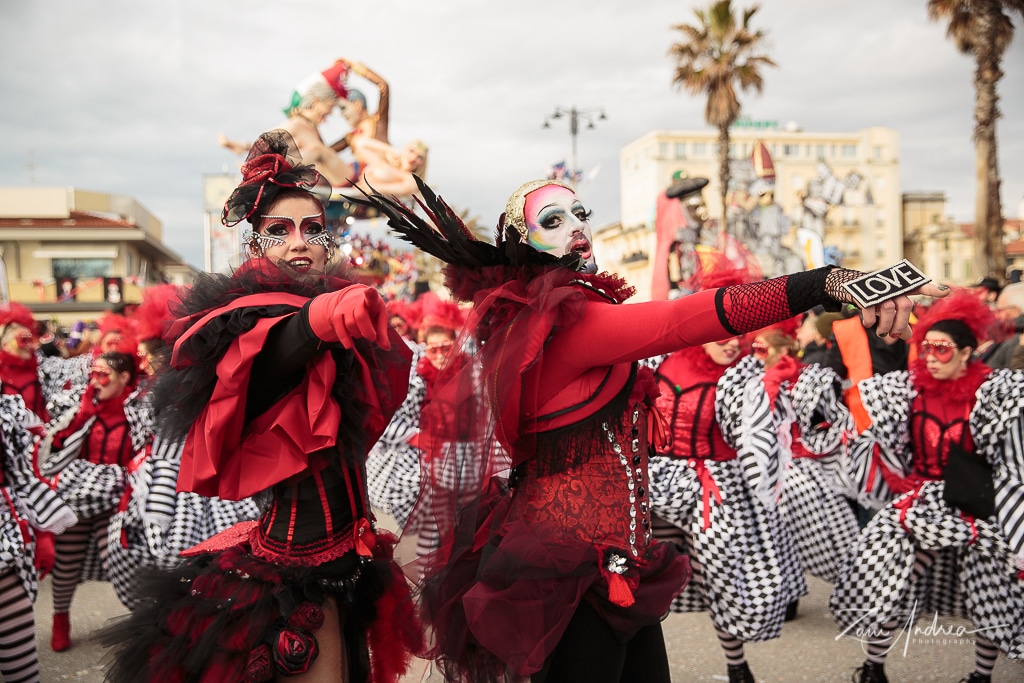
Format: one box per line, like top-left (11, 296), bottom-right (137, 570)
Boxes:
top-left (221, 129), bottom-right (333, 227)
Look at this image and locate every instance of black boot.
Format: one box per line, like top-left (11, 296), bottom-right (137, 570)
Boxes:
top-left (852, 661), bottom-right (888, 683)
top-left (727, 661), bottom-right (755, 683)
top-left (959, 674), bottom-right (991, 683)
top-left (784, 599), bottom-right (799, 622)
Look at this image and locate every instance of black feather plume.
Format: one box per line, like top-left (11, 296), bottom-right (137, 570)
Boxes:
top-left (350, 176), bottom-right (581, 272)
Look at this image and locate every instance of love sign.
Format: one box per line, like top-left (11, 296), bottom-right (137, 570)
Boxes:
top-left (841, 259), bottom-right (931, 308)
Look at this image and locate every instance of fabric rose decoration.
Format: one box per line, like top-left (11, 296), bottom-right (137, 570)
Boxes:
top-left (287, 602), bottom-right (326, 631)
top-left (244, 644), bottom-right (273, 682)
top-left (240, 153), bottom-right (291, 186)
top-left (272, 626), bottom-right (319, 676)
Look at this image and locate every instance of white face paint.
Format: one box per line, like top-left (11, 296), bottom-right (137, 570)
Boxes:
top-left (524, 184), bottom-right (597, 274)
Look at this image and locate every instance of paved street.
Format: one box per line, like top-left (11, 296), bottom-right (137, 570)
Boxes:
top-left (34, 573), bottom-right (1024, 682)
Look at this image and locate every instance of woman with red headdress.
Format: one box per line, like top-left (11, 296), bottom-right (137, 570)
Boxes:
top-left (645, 272), bottom-right (809, 683)
top-left (0, 302), bottom-right (49, 424)
top-left (366, 292), bottom-right (472, 572)
top-left (37, 325), bottom-right (152, 652)
top-left (356, 177), bottom-right (945, 683)
top-left (0, 307), bottom-right (78, 681)
top-left (101, 129), bottom-right (419, 683)
top-left (830, 291), bottom-right (1024, 683)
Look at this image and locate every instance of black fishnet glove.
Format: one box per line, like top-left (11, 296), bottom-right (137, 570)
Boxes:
top-left (717, 266), bottom-right (862, 335)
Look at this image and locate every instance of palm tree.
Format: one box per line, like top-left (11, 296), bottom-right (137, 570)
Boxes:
top-left (928, 0), bottom-right (1024, 280)
top-left (668, 0), bottom-right (775, 234)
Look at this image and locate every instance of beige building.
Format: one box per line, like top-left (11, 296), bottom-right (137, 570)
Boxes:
top-left (0, 187), bottom-right (196, 324)
top-left (606, 124), bottom-right (903, 300)
top-left (902, 192), bottom-right (982, 285)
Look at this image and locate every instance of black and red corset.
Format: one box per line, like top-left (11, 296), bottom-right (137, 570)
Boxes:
top-left (251, 453), bottom-right (372, 567)
top-left (909, 393), bottom-right (976, 480)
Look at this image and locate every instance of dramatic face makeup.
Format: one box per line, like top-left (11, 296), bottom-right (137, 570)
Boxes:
top-left (1, 322), bottom-right (35, 359)
top-left (90, 358), bottom-right (129, 402)
top-left (523, 185), bottom-right (597, 274)
top-left (921, 330), bottom-right (970, 381)
top-left (252, 194), bottom-right (330, 272)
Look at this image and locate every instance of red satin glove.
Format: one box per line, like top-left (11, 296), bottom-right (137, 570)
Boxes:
top-left (78, 384), bottom-right (98, 419)
top-left (34, 530), bottom-right (55, 579)
top-left (307, 285), bottom-right (391, 351)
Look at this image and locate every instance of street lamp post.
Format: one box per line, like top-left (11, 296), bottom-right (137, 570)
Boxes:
top-left (542, 105), bottom-right (607, 187)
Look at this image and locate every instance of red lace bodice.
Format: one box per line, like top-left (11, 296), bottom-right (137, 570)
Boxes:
top-left (507, 400), bottom-right (653, 560)
top-left (654, 348), bottom-right (736, 460)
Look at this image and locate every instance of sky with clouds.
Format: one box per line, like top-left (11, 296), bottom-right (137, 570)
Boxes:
top-left (1, 0), bottom-right (1022, 269)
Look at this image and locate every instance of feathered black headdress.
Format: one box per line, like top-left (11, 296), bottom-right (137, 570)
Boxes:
top-left (352, 175), bottom-right (582, 277)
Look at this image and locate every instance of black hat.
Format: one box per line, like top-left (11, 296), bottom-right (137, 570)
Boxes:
top-left (976, 276), bottom-right (1002, 293)
top-left (666, 177), bottom-right (709, 200)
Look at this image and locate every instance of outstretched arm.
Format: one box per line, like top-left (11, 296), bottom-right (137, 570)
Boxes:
top-left (350, 60), bottom-right (390, 143)
top-left (217, 133), bottom-right (251, 155)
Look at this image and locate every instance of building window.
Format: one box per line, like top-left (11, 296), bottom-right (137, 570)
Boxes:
top-left (52, 258), bottom-right (113, 280)
top-left (804, 144), bottom-right (811, 158)
top-left (816, 144), bottom-right (825, 159)
top-left (783, 144), bottom-right (798, 157)
top-left (693, 142), bottom-right (707, 157)
top-left (873, 146), bottom-right (883, 160)
top-left (674, 142), bottom-right (686, 159)
top-left (943, 261), bottom-right (951, 279)
top-left (728, 143), bottom-right (737, 157)
top-left (964, 261), bottom-right (973, 280)
top-left (658, 143), bottom-right (668, 158)
top-left (876, 217), bottom-right (885, 227)
top-left (841, 144), bottom-right (857, 158)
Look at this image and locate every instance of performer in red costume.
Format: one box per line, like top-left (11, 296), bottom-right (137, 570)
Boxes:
top-left (647, 311), bottom-right (810, 683)
top-left (101, 130), bottom-right (420, 683)
top-left (831, 291), bottom-right (1024, 683)
top-left (40, 345), bottom-right (151, 653)
top-left (357, 177), bottom-right (946, 683)
top-left (0, 303), bottom-right (48, 423)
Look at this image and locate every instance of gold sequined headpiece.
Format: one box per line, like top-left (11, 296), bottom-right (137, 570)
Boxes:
top-left (503, 179), bottom-right (574, 242)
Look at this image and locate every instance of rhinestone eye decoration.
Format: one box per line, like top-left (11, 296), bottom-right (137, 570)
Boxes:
top-left (306, 232), bottom-right (335, 250)
top-left (246, 232), bottom-right (284, 257)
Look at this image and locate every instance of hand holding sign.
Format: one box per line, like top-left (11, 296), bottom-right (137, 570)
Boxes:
top-left (826, 260), bottom-right (949, 340)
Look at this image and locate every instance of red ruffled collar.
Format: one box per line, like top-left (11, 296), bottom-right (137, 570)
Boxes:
top-left (910, 358), bottom-right (990, 402)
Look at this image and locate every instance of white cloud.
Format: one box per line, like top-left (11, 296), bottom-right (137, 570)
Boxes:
top-left (1, 0), bottom-right (1021, 268)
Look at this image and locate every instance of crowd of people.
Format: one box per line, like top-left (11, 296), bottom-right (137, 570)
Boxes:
top-left (0, 128), bottom-right (1020, 683)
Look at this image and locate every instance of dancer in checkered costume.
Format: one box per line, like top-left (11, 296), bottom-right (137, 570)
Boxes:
top-left (649, 341), bottom-right (808, 683)
top-left (37, 347), bottom-right (153, 653)
top-left (0, 393), bottom-right (77, 682)
top-left (105, 434), bottom-right (260, 609)
top-left (762, 330), bottom-right (860, 585)
top-left (830, 292), bottom-right (1024, 683)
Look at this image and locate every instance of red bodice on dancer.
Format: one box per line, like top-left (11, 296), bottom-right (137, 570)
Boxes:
top-left (83, 398), bottom-right (133, 466)
top-left (654, 346), bottom-right (736, 461)
top-left (908, 361), bottom-right (989, 481)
